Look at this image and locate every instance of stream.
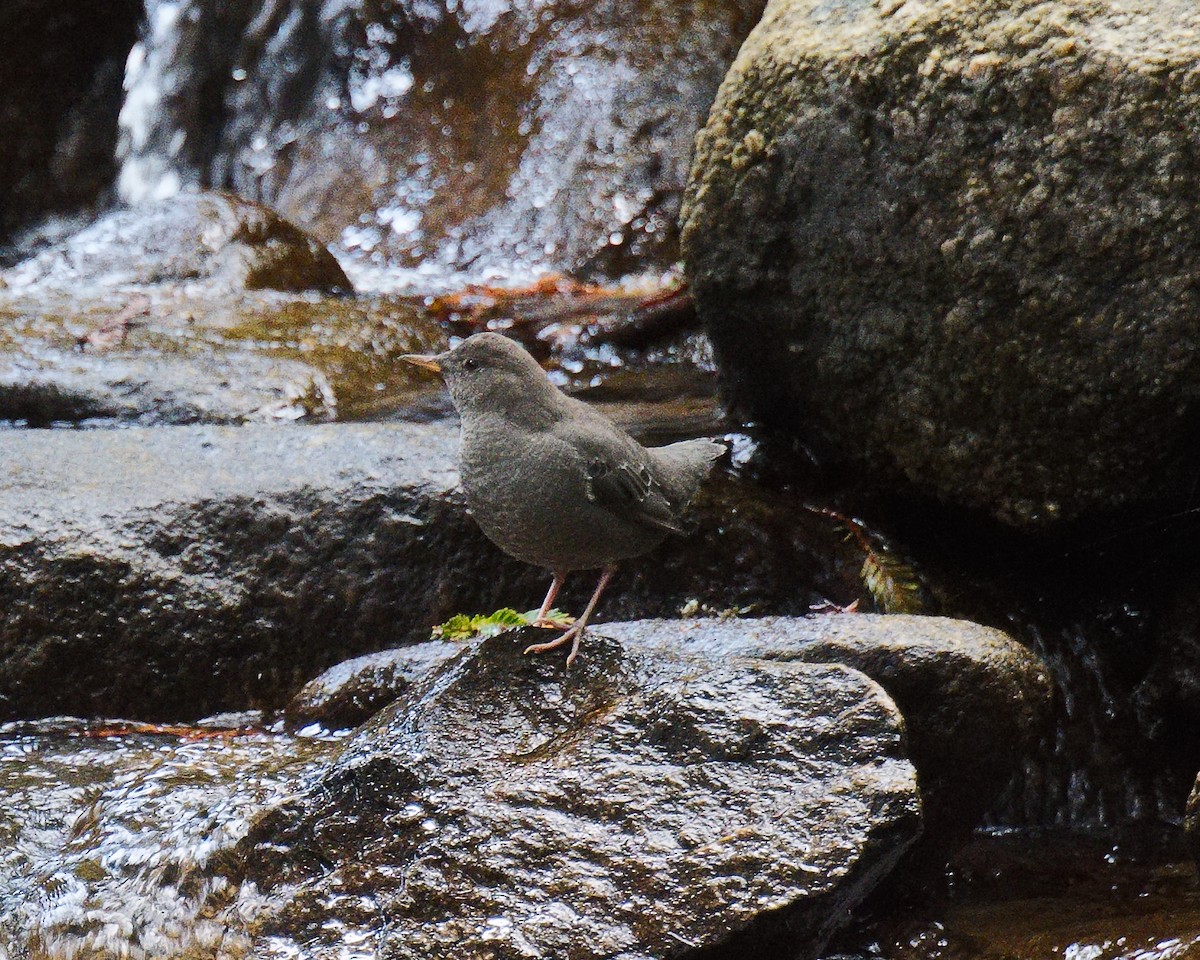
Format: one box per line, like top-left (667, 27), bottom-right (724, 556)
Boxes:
top-left (2, 0), bottom-right (1200, 957)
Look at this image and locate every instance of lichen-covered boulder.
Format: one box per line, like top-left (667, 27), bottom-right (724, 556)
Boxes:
top-left (682, 0), bottom-right (1200, 527)
top-left (239, 632), bottom-right (921, 959)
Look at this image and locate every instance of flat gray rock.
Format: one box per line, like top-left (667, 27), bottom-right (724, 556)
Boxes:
top-left (0, 421), bottom-right (857, 720)
top-left (238, 632), bottom-right (921, 960)
top-left (0, 422), bottom-right (490, 720)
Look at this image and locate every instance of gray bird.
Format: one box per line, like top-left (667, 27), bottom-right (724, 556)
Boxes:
top-left (402, 332), bottom-right (725, 666)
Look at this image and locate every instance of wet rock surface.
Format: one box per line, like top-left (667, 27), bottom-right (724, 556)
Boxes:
top-left (614, 616), bottom-right (1056, 899)
top-left (602, 615), bottom-right (1051, 852)
top-left (0, 287), bottom-right (444, 426)
top-left (238, 632), bottom-right (921, 959)
top-left (5, 192), bottom-right (350, 293)
top-left (117, 0), bottom-right (766, 281)
top-left (0, 1), bottom-right (139, 243)
top-left (284, 641), bottom-right (462, 730)
top-left (682, 0), bottom-right (1200, 528)
top-left (0, 421), bottom-right (861, 721)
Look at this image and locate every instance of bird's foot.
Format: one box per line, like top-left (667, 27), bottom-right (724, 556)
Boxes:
top-left (523, 623), bottom-right (585, 667)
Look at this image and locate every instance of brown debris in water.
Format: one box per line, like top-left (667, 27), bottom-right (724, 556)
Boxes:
top-left (427, 274), bottom-right (696, 349)
top-left (66, 719), bottom-right (262, 741)
top-left (76, 293), bottom-right (151, 352)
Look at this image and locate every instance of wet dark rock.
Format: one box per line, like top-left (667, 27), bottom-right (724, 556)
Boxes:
top-left (0, 422), bottom-right (497, 720)
top-left (1133, 582), bottom-right (1200, 793)
top-left (116, 0), bottom-right (766, 280)
top-left (0, 421), bottom-right (859, 721)
top-left (0, 289), bottom-right (442, 425)
top-left (6, 192), bottom-right (350, 293)
top-left (1187, 776), bottom-right (1200, 866)
top-left (682, 0), bottom-right (1200, 528)
top-left (239, 632), bottom-right (921, 959)
top-left (602, 615), bottom-right (1050, 869)
top-left (0, 1), bottom-right (140, 243)
top-left (284, 641), bottom-right (462, 730)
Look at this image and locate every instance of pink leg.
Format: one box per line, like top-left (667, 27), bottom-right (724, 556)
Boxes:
top-left (524, 566), bottom-right (616, 668)
top-left (532, 572), bottom-right (569, 628)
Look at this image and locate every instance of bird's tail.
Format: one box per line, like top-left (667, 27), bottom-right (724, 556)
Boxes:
top-left (650, 438), bottom-right (727, 505)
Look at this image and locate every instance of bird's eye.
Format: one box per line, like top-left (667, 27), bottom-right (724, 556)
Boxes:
top-left (463, 357), bottom-right (479, 371)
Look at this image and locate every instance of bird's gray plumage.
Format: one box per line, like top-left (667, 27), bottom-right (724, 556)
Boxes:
top-left (431, 332), bottom-right (724, 572)
top-left (402, 331), bottom-right (724, 666)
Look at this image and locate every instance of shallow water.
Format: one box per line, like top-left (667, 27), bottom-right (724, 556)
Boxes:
top-left (0, 718), bottom-right (338, 960)
top-left (827, 832), bottom-right (1200, 960)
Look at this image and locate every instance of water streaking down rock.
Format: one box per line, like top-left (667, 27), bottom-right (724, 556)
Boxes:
top-left (0, 421), bottom-right (862, 721)
top-left (112, 0), bottom-right (768, 283)
top-left (682, 0), bottom-right (1200, 528)
top-left (238, 632), bottom-right (922, 960)
top-left (5, 192), bottom-right (349, 293)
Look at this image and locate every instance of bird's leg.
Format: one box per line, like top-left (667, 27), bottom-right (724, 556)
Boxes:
top-left (524, 566), bottom-right (616, 667)
top-left (531, 572), bottom-right (571, 629)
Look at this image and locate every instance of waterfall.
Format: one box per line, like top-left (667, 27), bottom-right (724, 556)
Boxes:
top-left (105, 0), bottom-right (757, 290)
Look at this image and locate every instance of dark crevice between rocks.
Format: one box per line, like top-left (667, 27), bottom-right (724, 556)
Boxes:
top-left (0, 0), bottom-right (141, 249)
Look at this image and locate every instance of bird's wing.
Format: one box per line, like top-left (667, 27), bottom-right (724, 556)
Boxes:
top-left (554, 411), bottom-right (684, 534)
top-left (585, 452), bottom-right (684, 534)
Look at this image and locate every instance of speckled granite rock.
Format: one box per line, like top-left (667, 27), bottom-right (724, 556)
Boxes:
top-left (683, 0), bottom-right (1200, 527)
top-left (239, 632), bottom-right (922, 959)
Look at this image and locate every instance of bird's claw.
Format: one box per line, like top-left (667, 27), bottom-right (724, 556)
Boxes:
top-left (524, 624), bottom-right (585, 667)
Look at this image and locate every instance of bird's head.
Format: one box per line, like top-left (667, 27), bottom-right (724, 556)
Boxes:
top-left (402, 332), bottom-right (561, 424)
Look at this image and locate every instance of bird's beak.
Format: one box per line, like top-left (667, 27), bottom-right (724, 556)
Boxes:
top-left (401, 352), bottom-right (445, 374)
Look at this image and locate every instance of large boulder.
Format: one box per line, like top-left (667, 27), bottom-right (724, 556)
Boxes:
top-left (237, 633), bottom-right (922, 959)
top-left (0, 1), bottom-right (140, 243)
top-left (0, 421), bottom-right (860, 720)
top-left (282, 613), bottom-right (1049, 887)
top-left (116, 0), bottom-right (766, 280)
top-left (682, 0), bottom-right (1200, 528)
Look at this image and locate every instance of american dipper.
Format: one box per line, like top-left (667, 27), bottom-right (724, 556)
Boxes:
top-left (402, 332), bottom-right (725, 666)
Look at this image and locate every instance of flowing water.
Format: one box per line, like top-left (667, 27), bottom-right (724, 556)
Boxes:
top-left (0, 718), bottom-right (338, 960)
